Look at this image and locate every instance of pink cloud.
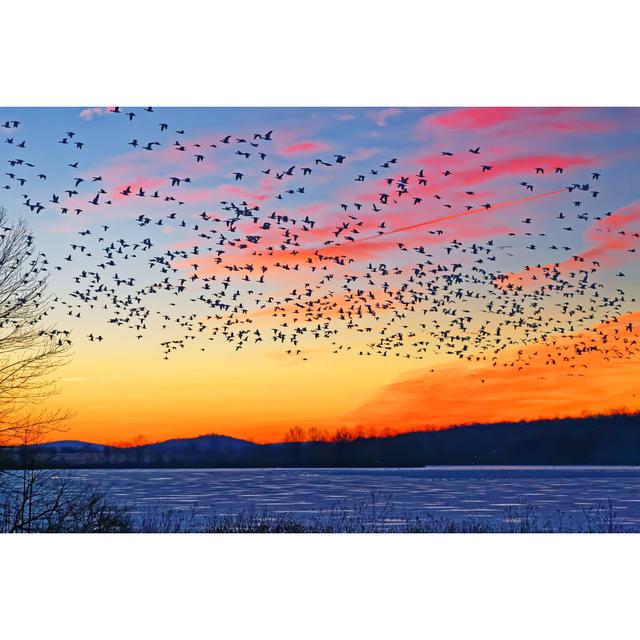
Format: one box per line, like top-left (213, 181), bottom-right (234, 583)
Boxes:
top-left (417, 107), bottom-right (615, 137)
top-left (345, 152), bottom-right (596, 213)
top-left (347, 147), bottom-right (382, 163)
top-left (578, 200), bottom-right (640, 267)
top-left (497, 200), bottom-right (640, 289)
top-left (111, 177), bottom-right (167, 201)
top-left (79, 107), bottom-right (106, 121)
top-left (279, 141), bottom-right (331, 155)
top-left (430, 153), bottom-right (596, 189)
top-left (369, 107), bottom-right (403, 127)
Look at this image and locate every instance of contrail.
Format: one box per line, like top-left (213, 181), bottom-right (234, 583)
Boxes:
top-left (318, 188), bottom-right (566, 253)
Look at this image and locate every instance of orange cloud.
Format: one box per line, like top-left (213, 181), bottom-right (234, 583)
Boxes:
top-left (251, 287), bottom-right (390, 324)
top-left (173, 236), bottom-right (401, 278)
top-left (345, 312), bottom-right (640, 433)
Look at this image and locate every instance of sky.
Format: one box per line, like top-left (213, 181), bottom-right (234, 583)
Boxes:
top-left (1, 106), bottom-right (639, 444)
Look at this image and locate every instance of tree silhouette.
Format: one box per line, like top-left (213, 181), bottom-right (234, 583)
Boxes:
top-left (0, 206), bottom-right (71, 531)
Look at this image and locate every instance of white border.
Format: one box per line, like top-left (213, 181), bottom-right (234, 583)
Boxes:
top-left (2, 0), bottom-right (639, 106)
top-left (1, 534), bottom-right (638, 640)
top-left (1, 1), bottom-right (639, 638)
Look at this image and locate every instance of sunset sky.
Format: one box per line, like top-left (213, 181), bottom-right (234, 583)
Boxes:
top-left (1, 107), bottom-right (639, 444)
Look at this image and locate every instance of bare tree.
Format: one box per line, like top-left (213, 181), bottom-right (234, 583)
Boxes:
top-left (0, 206), bottom-right (72, 531)
top-left (0, 207), bottom-right (70, 433)
top-left (283, 426), bottom-right (307, 442)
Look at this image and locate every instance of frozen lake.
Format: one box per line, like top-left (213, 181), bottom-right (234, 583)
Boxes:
top-left (67, 466), bottom-right (640, 531)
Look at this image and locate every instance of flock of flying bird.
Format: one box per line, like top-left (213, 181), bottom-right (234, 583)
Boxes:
top-left (1, 108), bottom-right (639, 381)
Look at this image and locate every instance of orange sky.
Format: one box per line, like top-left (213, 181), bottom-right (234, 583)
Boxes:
top-left (344, 312), bottom-right (640, 434)
top-left (42, 311), bottom-right (640, 445)
top-left (7, 106), bottom-right (637, 446)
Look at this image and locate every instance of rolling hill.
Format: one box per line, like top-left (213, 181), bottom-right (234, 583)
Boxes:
top-left (1, 413), bottom-right (638, 468)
